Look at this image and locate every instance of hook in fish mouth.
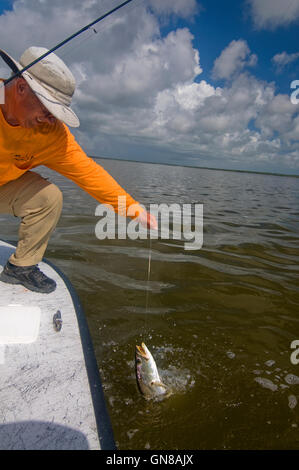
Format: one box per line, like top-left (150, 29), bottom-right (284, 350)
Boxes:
top-left (136, 342), bottom-right (149, 359)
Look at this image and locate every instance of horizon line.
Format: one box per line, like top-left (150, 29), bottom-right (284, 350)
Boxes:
top-left (89, 155), bottom-right (299, 179)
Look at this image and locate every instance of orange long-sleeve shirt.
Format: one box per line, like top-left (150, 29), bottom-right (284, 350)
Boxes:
top-left (0, 105), bottom-right (143, 218)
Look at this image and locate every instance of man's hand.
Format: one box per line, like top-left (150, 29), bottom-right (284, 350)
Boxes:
top-left (136, 210), bottom-right (158, 230)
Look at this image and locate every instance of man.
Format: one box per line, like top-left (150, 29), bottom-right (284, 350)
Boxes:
top-left (0, 46), bottom-right (157, 294)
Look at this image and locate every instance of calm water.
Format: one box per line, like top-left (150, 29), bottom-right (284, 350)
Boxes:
top-left (1, 159), bottom-right (299, 449)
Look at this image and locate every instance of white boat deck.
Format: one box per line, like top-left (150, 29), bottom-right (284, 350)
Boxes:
top-left (0, 240), bottom-right (115, 450)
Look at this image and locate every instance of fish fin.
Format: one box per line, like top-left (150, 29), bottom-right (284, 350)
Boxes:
top-left (151, 380), bottom-right (167, 389)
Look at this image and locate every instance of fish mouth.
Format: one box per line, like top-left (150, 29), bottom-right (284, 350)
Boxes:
top-left (136, 342), bottom-right (149, 359)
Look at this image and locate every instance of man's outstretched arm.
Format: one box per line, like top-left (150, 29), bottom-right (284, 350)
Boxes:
top-left (45, 124), bottom-right (157, 229)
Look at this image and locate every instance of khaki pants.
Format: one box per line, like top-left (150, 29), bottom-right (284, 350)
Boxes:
top-left (0, 171), bottom-right (63, 266)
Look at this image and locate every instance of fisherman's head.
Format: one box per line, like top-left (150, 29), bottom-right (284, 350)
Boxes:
top-left (0, 46), bottom-right (80, 128)
top-left (3, 77), bottom-right (57, 128)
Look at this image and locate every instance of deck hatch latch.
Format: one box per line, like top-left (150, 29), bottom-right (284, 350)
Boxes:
top-left (53, 310), bottom-right (62, 332)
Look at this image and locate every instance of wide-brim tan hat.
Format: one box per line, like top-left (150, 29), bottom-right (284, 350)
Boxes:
top-left (0, 46), bottom-right (80, 127)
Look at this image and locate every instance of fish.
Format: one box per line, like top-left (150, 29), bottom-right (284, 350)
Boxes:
top-left (135, 342), bottom-right (169, 400)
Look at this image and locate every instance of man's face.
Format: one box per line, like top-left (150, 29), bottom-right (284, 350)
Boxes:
top-left (14, 78), bottom-right (57, 128)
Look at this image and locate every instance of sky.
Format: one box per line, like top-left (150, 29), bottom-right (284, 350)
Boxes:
top-left (0, 0), bottom-right (299, 175)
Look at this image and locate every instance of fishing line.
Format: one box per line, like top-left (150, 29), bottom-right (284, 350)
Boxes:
top-left (57, 28), bottom-right (97, 63)
top-left (141, 229), bottom-right (154, 343)
top-left (145, 236), bottom-right (152, 315)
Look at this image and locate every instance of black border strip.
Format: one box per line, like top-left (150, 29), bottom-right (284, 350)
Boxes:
top-left (43, 257), bottom-right (117, 451)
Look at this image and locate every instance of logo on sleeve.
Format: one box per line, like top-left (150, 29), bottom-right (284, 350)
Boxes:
top-left (12, 154), bottom-right (34, 169)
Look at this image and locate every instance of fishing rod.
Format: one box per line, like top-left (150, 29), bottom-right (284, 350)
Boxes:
top-left (1, 0), bottom-right (135, 86)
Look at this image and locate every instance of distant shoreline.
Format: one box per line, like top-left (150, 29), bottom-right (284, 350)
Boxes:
top-left (90, 155), bottom-right (299, 179)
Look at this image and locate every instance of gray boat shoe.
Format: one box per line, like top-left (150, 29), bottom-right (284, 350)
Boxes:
top-left (0, 261), bottom-right (56, 294)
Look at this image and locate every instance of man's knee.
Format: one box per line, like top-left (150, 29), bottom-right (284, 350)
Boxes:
top-left (44, 183), bottom-right (63, 212)
top-left (15, 181), bottom-right (63, 219)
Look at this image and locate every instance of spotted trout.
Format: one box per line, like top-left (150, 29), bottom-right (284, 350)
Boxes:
top-left (135, 342), bottom-right (168, 400)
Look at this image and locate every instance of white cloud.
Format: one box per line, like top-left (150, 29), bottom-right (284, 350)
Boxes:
top-left (173, 81), bottom-right (219, 111)
top-left (248, 0), bottom-right (299, 29)
top-left (212, 40), bottom-right (257, 80)
top-left (272, 51), bottom-right (299, 72)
